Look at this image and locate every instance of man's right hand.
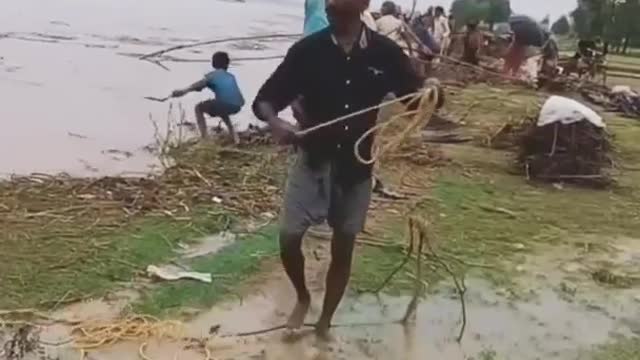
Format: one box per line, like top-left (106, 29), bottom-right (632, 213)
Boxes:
top-left (267, 117), bottom-right (298, 145)
top-left (171, 89), bottom-right (186, 98)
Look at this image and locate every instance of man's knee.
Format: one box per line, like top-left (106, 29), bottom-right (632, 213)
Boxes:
top-left (279, 230), bottom-right (305, 254)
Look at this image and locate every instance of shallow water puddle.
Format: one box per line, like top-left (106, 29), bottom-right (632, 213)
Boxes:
top-left (34, 277), bottom-right (636, 360)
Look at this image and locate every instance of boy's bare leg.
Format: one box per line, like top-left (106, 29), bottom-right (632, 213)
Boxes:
top-left (220, 115), bottom-right (240, 145)
top-left (316, 230), bottom-right (356, 339)
top-left (195, 104), bottom-right (208, 139)
top-left (280, 231), bottom-right (311, 329)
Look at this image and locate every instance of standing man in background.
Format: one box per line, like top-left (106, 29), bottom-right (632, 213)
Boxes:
top-left (462, 20), bottom-right (483, 65)
top-left (432, 6), bottom-right (451, 55)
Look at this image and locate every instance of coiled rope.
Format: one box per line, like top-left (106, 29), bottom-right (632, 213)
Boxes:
top-left (295, 86), bottom-right (439, 165)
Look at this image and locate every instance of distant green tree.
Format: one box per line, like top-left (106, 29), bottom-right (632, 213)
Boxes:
top-left (450, 0), bottom-right (510, 29)
top-left (485, 0), bottom-right (511, 29)
top-left (451, 0), bottom-right (489, 26)
top-left (571, 5), bottom-right (590, 38)
top-left (611, 0), bottom-right (640, 53)
top-left (570, 0), bottom-right (640, 54)
top-left (551, 15), bottom-right (571, 35)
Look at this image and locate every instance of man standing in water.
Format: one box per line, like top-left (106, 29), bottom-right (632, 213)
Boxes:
top-left (253, 0), bottom-right (420, 338)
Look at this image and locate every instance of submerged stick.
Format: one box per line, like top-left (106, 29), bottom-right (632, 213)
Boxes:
top-left (140, 33), bottom-right (300, 60)
top-left (427, 243), bottom-right (468, 343)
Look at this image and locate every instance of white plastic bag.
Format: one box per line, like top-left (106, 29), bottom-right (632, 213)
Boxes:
top-left (538, 96), bottom-right (605, 128)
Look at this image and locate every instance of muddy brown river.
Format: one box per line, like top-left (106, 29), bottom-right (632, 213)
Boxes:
top-left (1, 0), bottom-right (302, 176)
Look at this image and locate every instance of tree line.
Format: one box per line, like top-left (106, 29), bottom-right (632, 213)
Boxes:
top-left (552, 0), bottom-right (640, 54)
top-left (450, 0), bottom-right (511, 30)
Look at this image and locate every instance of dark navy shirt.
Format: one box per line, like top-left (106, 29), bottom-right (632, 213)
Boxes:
top-left (253, 26), bottom-right (420, 184)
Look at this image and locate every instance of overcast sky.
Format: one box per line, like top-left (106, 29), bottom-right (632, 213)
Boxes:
top-left (370, 0), bottom-right (578, 21)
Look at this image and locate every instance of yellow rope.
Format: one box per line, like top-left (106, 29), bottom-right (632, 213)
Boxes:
top-left (71, 315), bottom-right (184, 350)
top-left (356, 87), bottom-right (438, 165)
top-left (295, 85), bottom-right (439, 165)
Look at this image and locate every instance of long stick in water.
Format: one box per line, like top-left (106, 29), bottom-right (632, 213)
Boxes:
top-left (140, 33), bottom-right (301, 60)
top-left (144, 96), bottom-right (171, 102)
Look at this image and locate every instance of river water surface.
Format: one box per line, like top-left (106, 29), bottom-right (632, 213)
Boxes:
top-left (1, 0), bottom-right (301, 176)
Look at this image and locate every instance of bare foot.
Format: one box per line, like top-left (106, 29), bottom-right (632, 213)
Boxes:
top-left (314, 321), bottom-right (332, 342)
top-left (286, 299), bottom-right (310, 329)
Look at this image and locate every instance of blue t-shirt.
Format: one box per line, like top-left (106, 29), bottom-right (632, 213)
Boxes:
top-left (304, 0), bottom-right (329, 37)
top-left (204, 69), bottom-right (245, 108)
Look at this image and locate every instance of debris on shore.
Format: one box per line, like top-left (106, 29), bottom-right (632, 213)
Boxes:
top-left (518, 96), bottom-right (613, 188)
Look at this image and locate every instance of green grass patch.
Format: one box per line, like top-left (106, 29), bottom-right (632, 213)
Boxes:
top-left (132, 226), bottom-right (279, 317)
top-left (588, 337), bottom-right (640, 360)
top-left (351, 243), bottom-right (414, 293)
top-left (349, 90), bottom-right (640, 294)
top-left (1, 208), bottom-right (230, 309)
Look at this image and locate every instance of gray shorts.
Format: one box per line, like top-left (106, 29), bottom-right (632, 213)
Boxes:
top-left (281, 151), bottom-right (372, 236)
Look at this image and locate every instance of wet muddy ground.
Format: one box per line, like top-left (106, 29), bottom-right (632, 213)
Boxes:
top-left (19, 234), bottom-right (639, 360)
top-left (1, 0), bottom-right (298, 176)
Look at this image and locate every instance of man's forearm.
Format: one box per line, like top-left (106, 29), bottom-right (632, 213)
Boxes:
top-left (184, 79), bottom-right (207, 93)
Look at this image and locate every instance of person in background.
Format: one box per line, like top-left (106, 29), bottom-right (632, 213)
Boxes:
top-left (253, 0), bottom-right (421, 338)
top-left (424, 6), bottom-right (435, 33)
top-left (306, 0), bottom-right (377, 36)
top-left (540, 31), bottom-right (559, 76)
top-left (448, 14), bottom-right (456, 33)
top-left (411, 13), bottom-right (440, 54)
top-left (376, 1), bottom-right (421, 53)
top-left (304, 0), bottom-right (330, 37)
top-left (376, 0), bottom-right (430, 78)
top-left (172, 51), bottom-right (244, 143)
top-left (432, 6), bottom-right (451, 55)
top-left (376, 1), bottom-right (402, 39)
top-left (462, 20), bottom-right (483, 65)
top-left (361, 7), bottom-right (378, 31)
top-left (503, 33), bottom-right (527, 75)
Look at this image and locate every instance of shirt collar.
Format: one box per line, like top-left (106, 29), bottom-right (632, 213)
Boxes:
top-left (329, 22), bottom-right (370, 50)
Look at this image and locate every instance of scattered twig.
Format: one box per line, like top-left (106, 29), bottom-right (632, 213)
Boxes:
top-left (228, 324), bottom-right (313, 337)
top-left (371, 232), bottom-right (415, 293)
top-left (478, 204), bottom-right (518, 219)
top-left (426, 243), bottom-right (468, 343)
top-left (142, 57), bottom-right (171, 71)
top-left (402, 218), bottom-right (425, 324)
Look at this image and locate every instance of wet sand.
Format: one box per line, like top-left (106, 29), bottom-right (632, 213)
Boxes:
top-left (0, 0), bottom-right (299, 176)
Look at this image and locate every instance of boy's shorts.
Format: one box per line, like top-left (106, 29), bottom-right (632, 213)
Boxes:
top-left (198, 99), bottom-right (241, 118)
